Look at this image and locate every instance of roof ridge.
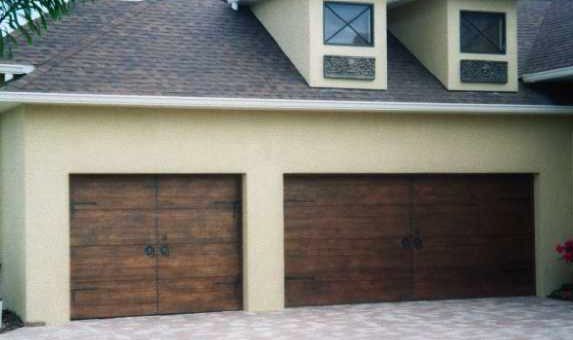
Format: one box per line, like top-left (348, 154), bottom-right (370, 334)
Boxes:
top-left (9, 0), bottom-right (153, 90)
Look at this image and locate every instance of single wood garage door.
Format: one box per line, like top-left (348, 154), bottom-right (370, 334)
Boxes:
top-left (285, 174), bottom-right (535, 307)
top-left (70, 175), bottom-right (242, 319)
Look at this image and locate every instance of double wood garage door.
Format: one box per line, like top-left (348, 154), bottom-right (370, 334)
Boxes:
top-left (285, 174), bottom-right (535, 306)
top-left (71, 174), bottom-right (534, 318)
top-left (70, 175), bottom-right (242, 319)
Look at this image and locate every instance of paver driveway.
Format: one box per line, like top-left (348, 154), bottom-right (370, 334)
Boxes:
top-left (3, 297), bottom-right (572, 340)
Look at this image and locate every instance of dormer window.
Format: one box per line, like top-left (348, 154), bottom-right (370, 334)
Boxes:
top-left (460, 11), bottom-right (506, 55)
top-left (324, 2), bottom-right (373, 47)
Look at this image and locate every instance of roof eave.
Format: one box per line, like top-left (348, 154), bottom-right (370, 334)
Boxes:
top-left (0, 92), bottom-right (572, 115)
top-left (522, 66), bottom-right (573, 83)
top-left (240, 0), bottom-right (416, 7)
top-left (226, 0), bottom-right (264, 6)
top-left (0, 64), bottom-right (35, 75)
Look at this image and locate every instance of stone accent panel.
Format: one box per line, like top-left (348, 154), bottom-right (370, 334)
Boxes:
top-left (323, 55), bottom-right (375, 81)
top-left (460, 60), bottom-right (508, 84)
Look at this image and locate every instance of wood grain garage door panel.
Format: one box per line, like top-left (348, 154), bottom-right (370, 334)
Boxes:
top-left (412, 175), bottom-right (535, 300)
top-left (285, 174), bottom-right (534, 306)
top-left (157, 175), bottom-right (241, 209)
top-left (157, 175), bottom-right (242, 314)
top-left (71, 246), bottom-right (157, 282)
top-left (285, 175), bottom-right (410, 206)
top-left (71, 281), bottom-right (157, 319)
top-left (287, 239), bottom-right (409, 271)
top-left (285, 175), bottom-right (413, 307)
top-left (71, 175), bottom-right (158, 319)
top-left (285, 205), bottom-right (410, 239)
top-left (414, 267), bottom-right (534, 299)
top-left (71, 174), bottom-right (242, 319)
top-left (158, 279), bottom-right (242, 314)
top-left (70, 245), bottom-right (157, 319)
top-left (287, 238), bottom-right (412, 305)
top-left (71, 210), bottom-right (156, 247)
top-left (157, 243), bottom-right (241, 280)
top-left (70, 175), bottom-right (156, 210)
top-left (413, 205), bottom-right (533, 236)
top-left (158, 209), bottom-right (240, 244)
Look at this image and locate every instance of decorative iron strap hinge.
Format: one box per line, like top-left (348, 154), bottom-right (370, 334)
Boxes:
top-left (286, 276), bottom-right (315, 281)
top-left (213, 200), bottom-right (241, 218)
top-left (69, 200), bottom-right (97, 216)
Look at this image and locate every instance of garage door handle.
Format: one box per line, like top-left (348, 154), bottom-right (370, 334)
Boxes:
top-left (401, 236), bottom-right (412, 249)
top-left (144, 246), bottom-right (156, 257)
top-left (413, 236), bottom-right (424, 250)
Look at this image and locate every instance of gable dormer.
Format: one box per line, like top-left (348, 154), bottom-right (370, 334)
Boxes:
top-left (251, 0), bottom-right (388, 90)
top-left (388, 0), bottom-right (518, 92)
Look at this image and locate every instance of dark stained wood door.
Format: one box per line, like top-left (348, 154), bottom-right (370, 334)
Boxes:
top-left (156, 175), bottom-right (242, 314)
top-left (70, 175), bottom-right (158, 319)
top-left (284, 175), bottom-right (414, 307)
top-left (412, 175), bottom-right (535, 299)
top-left (284, 174), bottom-right (534, 307)
top-left (70, 175), bottom-right (242, 320)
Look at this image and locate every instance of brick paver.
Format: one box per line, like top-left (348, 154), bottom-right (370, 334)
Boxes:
top-left (4, 297), bottom-right (573, 340)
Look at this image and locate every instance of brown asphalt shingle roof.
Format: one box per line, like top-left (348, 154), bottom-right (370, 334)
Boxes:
top-left (517, 0), bottom-right (553, 75)
top-left (525, 0), bottom-right (573, 74)
top-left (1, 0), bottom-right (571, 105)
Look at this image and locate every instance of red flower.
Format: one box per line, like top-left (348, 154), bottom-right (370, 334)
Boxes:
top-left (555, 239), bottom-right (573, 263)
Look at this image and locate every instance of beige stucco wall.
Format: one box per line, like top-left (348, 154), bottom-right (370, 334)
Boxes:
top-left (388, 0), bottom-right (449, 86)
top-left (251, 0), bottom-right (311, 83)
top-left (0, 107), bottom-right (27, 319)
top-left (253, 0), bottom-right (387, 90)
top-left (1, 104), bottom-right (572, 326)
top-left (388, 0), bottom-right (518, 92)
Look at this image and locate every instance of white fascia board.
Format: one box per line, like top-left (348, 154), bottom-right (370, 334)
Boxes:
top-left (0, 92), bottom-right (571, 115)
top-left (522, 66), bottom-right (573, 83)
top-left (0, 64), bottom-right (35, 75)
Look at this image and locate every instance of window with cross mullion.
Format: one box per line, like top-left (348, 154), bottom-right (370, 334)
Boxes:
top-left (460, 11), bottom-right (506, 54)
top-left (324, 2), bottom-right (374, 47)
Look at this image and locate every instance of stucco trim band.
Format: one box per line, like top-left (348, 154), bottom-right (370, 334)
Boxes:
top-left (0, 92), bottom-right (572, 115)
